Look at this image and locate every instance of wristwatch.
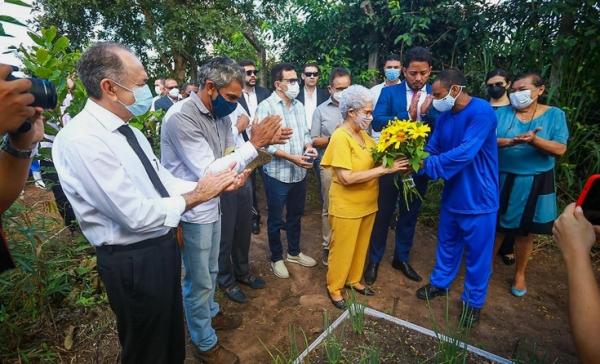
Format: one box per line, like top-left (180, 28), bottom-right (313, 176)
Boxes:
top-left (1, 134), bottom-right (34, 159)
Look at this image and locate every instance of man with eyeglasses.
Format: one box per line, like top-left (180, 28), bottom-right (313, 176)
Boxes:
top-left (237, 59), bottom-right (270, 234)
top-left (298, 63), bottom-right (330, 132)
top-left (154, 78), bottom-right (180, 112)
top-left (310, 67), bottom-right (352, 266)
top-left (256, 62), bottom-right (319, 279)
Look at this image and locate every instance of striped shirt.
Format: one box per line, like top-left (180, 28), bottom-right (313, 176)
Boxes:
top-left (256, 92), bottom-right (312, 183)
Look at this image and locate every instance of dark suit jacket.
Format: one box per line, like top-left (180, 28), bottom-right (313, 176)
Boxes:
top-left (154, 95), bottom-right (176, 112)
top-left (238, 85), bottom-right (270, 116)
top-left (372, 80), bottom-right (438, 132)
top-left (297, 86), bottom-right (329, 106)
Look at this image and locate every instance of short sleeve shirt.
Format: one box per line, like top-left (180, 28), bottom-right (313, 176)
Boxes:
top-left (320, 128), bottom-right (378, 218)
top-left (496, 106), bottom-right (568, 175)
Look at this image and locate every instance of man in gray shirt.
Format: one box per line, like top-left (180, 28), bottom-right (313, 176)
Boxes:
top-left (310, 67), bottom-right (352, 266)
top-left (161, 57), bottom-right (287, 364)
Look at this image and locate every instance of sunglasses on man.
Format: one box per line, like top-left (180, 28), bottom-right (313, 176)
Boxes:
top-left (304, 72), bottom-right (319, 78)
top-left (246, 70), bottom-right (259, 76)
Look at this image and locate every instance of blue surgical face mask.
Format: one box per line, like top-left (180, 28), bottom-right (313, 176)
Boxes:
top-left (113, 81), bottom-right (153, 116)
top-left (384, 68), bottom-right (400, 82)
top-left (212, 89), bottom-right (238, 119)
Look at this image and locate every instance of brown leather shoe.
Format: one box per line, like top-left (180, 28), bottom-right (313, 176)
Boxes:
top-left (192, 342), bottom-right (240, 364)
top-left (212, 312), bottom-right (242, 331)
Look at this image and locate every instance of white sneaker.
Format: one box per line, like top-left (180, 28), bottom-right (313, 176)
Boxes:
top-left (287, 252), bottom-right (317, 267)
top-left (271, 260), bottom-right (289, 278)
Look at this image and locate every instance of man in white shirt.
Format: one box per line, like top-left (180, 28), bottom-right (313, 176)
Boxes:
top-left (52, 42), bottom-right (238, 364)
top-left (161, 57), bottom-right (287, 364)
top-left (369, 54), bottom-right (402, 141)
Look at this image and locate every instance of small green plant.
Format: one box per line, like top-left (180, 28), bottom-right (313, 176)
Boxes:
top-left (358, 344), bottom-right (381, 364)
top-left (323, 333), bottom-right (344, 364)
top-left (347, 288), bottom-right (366, 335)
top-left (425, 293), bottom-right (471, 364)
top-left (260, 324), bottom-right (308, 364)
top-left (0, 201), bottom-right (105, 361)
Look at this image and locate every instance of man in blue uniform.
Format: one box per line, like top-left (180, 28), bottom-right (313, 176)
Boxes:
top-left (416, 69), bottom-right (499, 328)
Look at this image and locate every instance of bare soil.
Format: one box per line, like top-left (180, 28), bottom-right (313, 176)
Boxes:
top-left (14, 178), bottom-right (595, 363)
top-left (309, 317), bottom-right (482, 363)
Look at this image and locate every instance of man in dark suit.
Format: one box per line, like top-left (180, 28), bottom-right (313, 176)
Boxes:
top-left (154, 78), bottom-right (180, 112)
top-left (238, 60), bottom-right (270, 234)
top-left (364, 46), bottom-right (439, 285)
top-left (297, 63), bottom-right (329, 201)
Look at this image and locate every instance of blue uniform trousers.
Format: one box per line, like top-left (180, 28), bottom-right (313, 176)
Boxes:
top-left (429, 209), bottom-right (496, 308)
top-left (368, 173), bottom-right (428, 264)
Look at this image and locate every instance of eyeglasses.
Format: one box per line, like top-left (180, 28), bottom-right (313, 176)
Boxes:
top-left (245, 70), bottom-right (259, 76)
top-left (486, 82), bottom-right (505, 87)
top-left (332, 86), bottom-right (348, 92)
top-left (304, 72), bottom-right (319, 78)
top-left (165, 85), bottom-right (179, 90)
top-left (281, 78), bottom-right (299, 85)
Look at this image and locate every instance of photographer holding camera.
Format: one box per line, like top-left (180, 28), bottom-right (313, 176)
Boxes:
top-left (0, 63), bottom-right (45, 273)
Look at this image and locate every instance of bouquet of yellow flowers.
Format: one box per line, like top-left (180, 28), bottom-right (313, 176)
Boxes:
top-left (371, 118), bottom-right (431, 210)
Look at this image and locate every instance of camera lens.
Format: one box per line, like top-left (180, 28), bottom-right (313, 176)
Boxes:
top-left (29, 77), bottom-right (58, 110)
top-left (6, 73), bottom-right (58, 110)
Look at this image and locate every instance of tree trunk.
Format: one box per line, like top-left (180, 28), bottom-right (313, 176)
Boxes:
top-left (173, 50), bottom-right (187, 83)
top-left (549, 5), bottom-right (575, 102)
top-left (242, 29), bottom-right (268, 88)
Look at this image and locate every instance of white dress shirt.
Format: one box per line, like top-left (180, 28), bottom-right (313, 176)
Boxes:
top-left (303, 87), bottom-right (318, 131)
top-left (52, 99), bottom-right (196, 246)
top-left (243, 88), bottom-right (258, 121)
top-left (229, 103), bottom-right (251, 148)
top-left (405, 83), bottom-right (427, 121)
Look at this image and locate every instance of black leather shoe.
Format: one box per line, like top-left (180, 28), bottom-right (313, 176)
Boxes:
top-left (458, 303), bottom-right (481, 328)
top-left (327, 290), bottom-right (346, 310)
top-left (251, 221), bottom-right (260, 235)
top-left (223, 285), bottom-right (247, 304)
top-left (416, 283), bottom-right (448, 301)
top-left (364, 262), bottom-right (379, 285)
top-left (346, 285), bottom-right (375, 296)
top-left (237, 274), bottom-right (266, 289)
top-left (392, 260), bottom-right (422, 282)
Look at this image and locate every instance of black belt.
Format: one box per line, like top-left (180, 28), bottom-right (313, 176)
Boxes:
top-left (96, 230), bottom-right (175, 254)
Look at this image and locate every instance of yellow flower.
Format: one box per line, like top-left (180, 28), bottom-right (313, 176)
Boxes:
top-left (408, 123), bottom-right (431, 139)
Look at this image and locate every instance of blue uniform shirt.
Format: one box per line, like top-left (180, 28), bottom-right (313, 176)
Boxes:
top-left (421, 97), bottom-right (499, 214)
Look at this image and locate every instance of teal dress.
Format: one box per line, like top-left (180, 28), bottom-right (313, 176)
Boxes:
top-left (496, 106), bottom-right (568, 236)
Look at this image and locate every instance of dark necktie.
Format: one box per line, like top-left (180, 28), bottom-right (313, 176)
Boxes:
top-left (117, 125), bottom-right (170, 198)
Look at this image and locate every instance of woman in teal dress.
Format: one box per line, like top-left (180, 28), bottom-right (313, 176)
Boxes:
top-left (493, 72), bottom-right (568, 297)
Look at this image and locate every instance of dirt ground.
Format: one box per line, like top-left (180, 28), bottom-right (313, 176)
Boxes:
top-left (17, 182), bottom-right (592, 363)
top-left (209, 193), bottom-right (581, 363)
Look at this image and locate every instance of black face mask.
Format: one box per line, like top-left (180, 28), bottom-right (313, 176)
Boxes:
top-left (487, 85), bottom-right (506, 99)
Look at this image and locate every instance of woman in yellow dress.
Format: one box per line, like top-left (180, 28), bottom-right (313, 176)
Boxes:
top-left (321, 85), bottom-right (409, 309)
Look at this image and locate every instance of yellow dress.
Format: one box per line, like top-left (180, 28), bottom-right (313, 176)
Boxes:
top-left (320, 127), bottom-right (379, 297)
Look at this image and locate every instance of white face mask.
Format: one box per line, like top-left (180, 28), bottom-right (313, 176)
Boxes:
top-left (353, 112), bottom-right (373, 130)
top-left (284, 82), bottom-right (300, 99)
top-left (432, 86), bottom-right (463, 112)
top-left (509, 89), bottom-right (534, 110)
top-left (332, 91), bottom-right (343, 103)
top-left (168, 88), bottom-right (180, 99)
top-left (154, 86), bottom-right (162, 95)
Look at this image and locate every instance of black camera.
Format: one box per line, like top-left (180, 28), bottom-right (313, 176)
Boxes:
top-left (6, 66), bottom-right (58, 132)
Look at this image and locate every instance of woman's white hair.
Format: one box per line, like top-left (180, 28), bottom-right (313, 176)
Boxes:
top-left (339, 85), bottom-right (373, 119)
